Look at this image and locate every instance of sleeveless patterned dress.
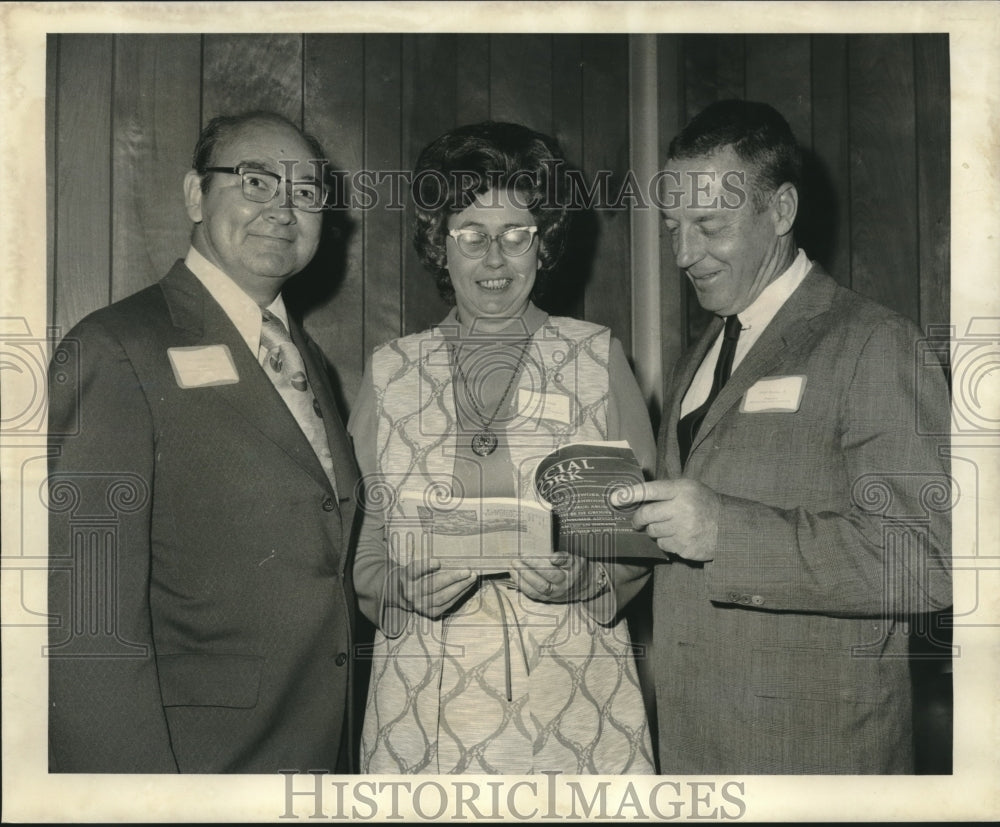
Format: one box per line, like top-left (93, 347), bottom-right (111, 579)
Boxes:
top-left (360, 315), bottom-right (654, 774)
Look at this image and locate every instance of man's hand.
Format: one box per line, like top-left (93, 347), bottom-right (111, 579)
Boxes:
top-left (625, 479), bottom-right (722, 562)
top-left (394, 558), bottom-right (477, 619)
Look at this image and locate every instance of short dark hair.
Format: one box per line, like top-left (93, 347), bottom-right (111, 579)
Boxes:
top-left (411, 121), bottom-right (570, 305)
top-left (191, 111), bottom-right (328, 193)
top-left (668, 99), bottom-right (802, 209)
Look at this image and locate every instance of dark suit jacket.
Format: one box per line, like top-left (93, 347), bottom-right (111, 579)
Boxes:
top-left (652, 265), bottom-right (951, 774)
top-left (48, 261), bottom-right (359, 773)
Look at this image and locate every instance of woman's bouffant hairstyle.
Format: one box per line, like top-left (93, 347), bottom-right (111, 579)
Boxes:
top-left (411, 121), bottom-right (570, 304)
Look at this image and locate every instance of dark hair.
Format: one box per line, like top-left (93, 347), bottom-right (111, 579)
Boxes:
top-left (191, 110), bottom-right (328, 193)
top-left (668, 99), bottom-right (802, 209)
top-left (411, 121), bottom-right (570, 304)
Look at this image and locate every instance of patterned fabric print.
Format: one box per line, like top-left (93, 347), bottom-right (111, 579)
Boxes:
top-left (372, 334), bottom-right (457, 496)
top-left (363, 316), bottom-right (654, 775)
top-left (259, 311), bottom-right (337, 493)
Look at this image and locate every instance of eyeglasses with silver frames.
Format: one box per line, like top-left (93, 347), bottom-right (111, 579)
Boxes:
top-left (447, 226), bottom-right (538, 259)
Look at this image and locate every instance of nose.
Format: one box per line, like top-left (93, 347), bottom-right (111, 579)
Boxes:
top-left (674, 224), bottom-right (704, 270)
top-left (483, 236), bottom-right (506, 268)
top-left (263, 184), bottom-right (297, 224)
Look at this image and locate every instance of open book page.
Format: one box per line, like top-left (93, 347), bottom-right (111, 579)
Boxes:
top-left (389, 491), bottom-right (552, 575)
top-left (534, 441), bottom-right (666, 562)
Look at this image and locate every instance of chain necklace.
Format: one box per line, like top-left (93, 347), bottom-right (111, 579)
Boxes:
top-left (451, 337), bottom-right (533, 457)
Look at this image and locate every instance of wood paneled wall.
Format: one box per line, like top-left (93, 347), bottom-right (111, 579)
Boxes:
top-left (47, 33), bottom-right (949, 411)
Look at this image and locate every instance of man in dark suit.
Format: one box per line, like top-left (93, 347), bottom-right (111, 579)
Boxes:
top-left (629, 100), bottom-right (951, 773)
top-left (47, 111), bottom-right (359, 773)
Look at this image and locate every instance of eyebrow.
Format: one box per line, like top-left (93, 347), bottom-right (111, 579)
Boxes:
top-left (234, 159), bottom-right (321, 183)
top-left (454, 220), bottom-right (529, 231)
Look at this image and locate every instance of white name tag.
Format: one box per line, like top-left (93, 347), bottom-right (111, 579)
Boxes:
top-left (741, 375), bottom-right (806, 413)
top-left (518, 388), bottom-right (571, 423)
top-left (168, 345), bottom-right (240, 389)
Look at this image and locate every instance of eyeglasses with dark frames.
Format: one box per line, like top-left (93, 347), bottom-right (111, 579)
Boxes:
top-left (203, 166), bottom-right (326, 213)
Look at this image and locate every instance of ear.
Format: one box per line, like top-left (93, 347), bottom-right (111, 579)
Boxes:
top-left (771, 182), bottom-right (798, 237)
top-left (183, 170), bottom-right (205, 223)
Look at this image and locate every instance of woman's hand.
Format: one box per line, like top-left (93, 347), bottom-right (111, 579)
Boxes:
top-left (510, 551), bottom-right (604, 603)
top-left (392, 558), bottom-right (478, 619)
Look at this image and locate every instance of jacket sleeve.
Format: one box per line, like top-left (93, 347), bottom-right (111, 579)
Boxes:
top-left (48, 318), bottom-right (179, 772)
top-left (705, 316), bottom-right (952, 617)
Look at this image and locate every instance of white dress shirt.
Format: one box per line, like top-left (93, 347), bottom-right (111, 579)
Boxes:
top-left (680, 249), bottom-right (812, 417)
top-left (184, 246), bottom-right (289, 365)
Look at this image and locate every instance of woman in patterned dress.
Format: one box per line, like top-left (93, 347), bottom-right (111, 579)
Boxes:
top-left (349, 121), bottom-right (656, 774)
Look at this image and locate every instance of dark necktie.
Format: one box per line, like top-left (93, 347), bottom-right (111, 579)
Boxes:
top-left (260, 310), bottom-right (338, 495)
top-left (677, 314), bottom-right (742, 467)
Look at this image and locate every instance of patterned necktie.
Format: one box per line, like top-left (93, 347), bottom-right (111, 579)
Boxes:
top-left (259, 310), bottom-right (338, 495)
top-left (677, 314), bottom-right (742, 468)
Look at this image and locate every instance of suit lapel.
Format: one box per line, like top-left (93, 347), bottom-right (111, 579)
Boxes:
top-left (681, 265), bottom-right (839, 465)
top-left (159, 262), bottom-right (334, 495)
top-left (292, 318), bottom-right (359, 504)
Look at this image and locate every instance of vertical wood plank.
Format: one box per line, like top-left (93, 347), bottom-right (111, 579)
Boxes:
top-left (809, 35), bottom-right (851, 283)
top-left (683, 34), bottom-right (745, 122)
top-left (490, 34), bottom-right (552, 134)
top-left (54, 35), bottom-right (113, 335)
top-left (848, 35), bottom-right (919, 322)
top-left (46, 36), bottom-right (58, 331)
top-left (657, 34), bottom-right (685, 403)
top-left (682, 35), bottom-right (745, 345)
top-left (549, 34), bottom-right (586, 322)
top-left (202, 34), bottom-right (303, 124)
top-left (363, 35), bottom-right (404, 353)
top-left (581, 35), bottom-right (631, 354)
top-left (300, 34), bottom-right (366, 407)
top-left (401, 35), bottom-right (457, 335)
top-left (111, 35), bottom-right (201, 303)
top-left (629, 34), bottom-right (663, 417)
top-left (745, 35), bottom-right (812, 145)
top-left (914, 34), bottom-right (950, 332)
top-left (456, 35), bottom-right (490, 125)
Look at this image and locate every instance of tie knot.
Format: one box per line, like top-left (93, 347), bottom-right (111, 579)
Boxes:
top-left (261, 310), bottom-right (292, 351)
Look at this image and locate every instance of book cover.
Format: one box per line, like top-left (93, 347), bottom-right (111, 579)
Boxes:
top-left (533, 441), bottom-right (665, 562)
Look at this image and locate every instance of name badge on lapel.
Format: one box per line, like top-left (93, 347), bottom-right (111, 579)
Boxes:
top-left (168, 345), bottom-right (240, 389)
top-left (740, 375), bottom-right (806, 413)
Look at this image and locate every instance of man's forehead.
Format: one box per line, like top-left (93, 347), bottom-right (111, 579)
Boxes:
top-left (660, 149), bottom-right (753, 214)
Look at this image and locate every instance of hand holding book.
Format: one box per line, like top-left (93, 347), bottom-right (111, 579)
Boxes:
top-left (387, 441), bottom-right (666, 576)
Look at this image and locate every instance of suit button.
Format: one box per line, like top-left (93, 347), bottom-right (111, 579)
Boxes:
top-left (335, 652), bottom-right (347, 666)
top-left (322, 497), bottom-right (336, 512)
top-left (751, 595), bottom-right (764, 606)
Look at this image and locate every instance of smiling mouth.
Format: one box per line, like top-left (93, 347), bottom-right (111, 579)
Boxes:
top-left (478, 278), bottom-right (512, 291)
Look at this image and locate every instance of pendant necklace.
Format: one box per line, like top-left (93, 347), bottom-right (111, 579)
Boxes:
top-left (451, 336), bottom-right (533, 457)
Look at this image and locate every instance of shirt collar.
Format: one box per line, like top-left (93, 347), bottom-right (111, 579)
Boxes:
top-left (735, 248), bottom-right (811, 332)
top-left (185, 246), bottom-right (289, 355)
